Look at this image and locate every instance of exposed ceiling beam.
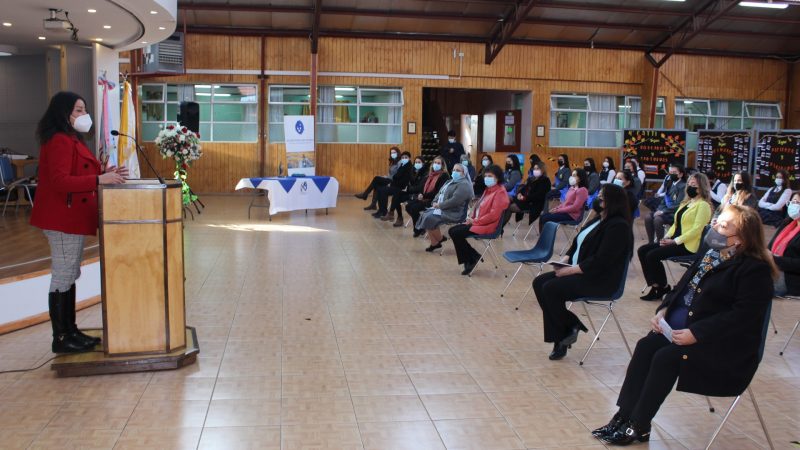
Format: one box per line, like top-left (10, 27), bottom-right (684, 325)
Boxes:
top-left (486, 0), bottom-right (541, 64)
top-left (175, 3), bottom-right (798, 40)
top-left (184, 26), bottom-right (800, 62)
top-left (647, 0), bottom-right (740, 68)
top-left (311, 0), bottom-right (322, 54)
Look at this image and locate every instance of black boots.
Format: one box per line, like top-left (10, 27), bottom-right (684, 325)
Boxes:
top-left (66, 284), bottom-right (101, 347)
top-left (592, 412), bottom-right (625, 439)
top-left (549, 323), bottom-right (588, 360)
top-left (601, 420), bottom-right (651, 446)
top-left (640, 285), bottom-right (671, 301)
top-left (48, 285), bottom-right (99, 354)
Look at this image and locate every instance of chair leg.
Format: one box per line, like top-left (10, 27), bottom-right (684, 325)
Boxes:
top-left (610, 306), bottom-right (632, 357)
top-left (705, 396), bottom-right (741, 450)
top-left (747, 386), bottom-right (776, 450)
top-left (515, 265), bottom-right (542, 310)
top-left (467, 241), bottom-right (493, 277)
top-left (706, 396), bottom-right (715, 413)
top-left (666, 262), bottom-right (677, 286)
top-left (779, 319), bottom-right (799, 356)
top-left (501, 264), bottom-right (524, 298)
top-left (580, 302), bottom-right (598, 337)
top-left (512, 221), bottom-right (522, 237)
top-left (523, 222), bottom-right (538, 241)
top-left (770, 316), bottom-right (777, 335)
top-left (580, 306), bottom-right (613, 365)
top-left (404, 218), bottom-right (412, 228)
top-left (486, 242), bottom-right (501, 269)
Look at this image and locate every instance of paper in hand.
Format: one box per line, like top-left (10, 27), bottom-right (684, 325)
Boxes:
top-left (433, 209), bottom-right (442, 216)
top-left (659, 318), bottom-right (674, 343)
top-left (547, 260), bottom-right (572, 268)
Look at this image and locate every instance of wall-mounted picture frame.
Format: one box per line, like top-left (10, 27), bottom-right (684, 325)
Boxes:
top-left (536, 125), bottom-right (545, 137)
top-left (407, 121), bottom-right (417, 134)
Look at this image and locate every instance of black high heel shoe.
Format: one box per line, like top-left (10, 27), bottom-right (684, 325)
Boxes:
top-left (640, 285), bottom-right (671, 301)
top-left (601, 420), bottom-right (650, 446)
top-left (560, 323), bottom-right (588, 348)
top-left (548, 341), bottom-right (568, 360)
top-left (592, 412), bottom-right (625, 440)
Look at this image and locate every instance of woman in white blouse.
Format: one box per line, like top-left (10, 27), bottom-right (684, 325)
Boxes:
top-left (758, 170), bottom-right (793, 226)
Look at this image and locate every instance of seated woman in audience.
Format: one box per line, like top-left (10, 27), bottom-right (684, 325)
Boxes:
top-left (623, 159), bottom-right (643, 197)
top-left (528, 153), bottom-right (542, 172)
top-left (769, 192), bottom-right (800, 297)
top-left (594, 205), bottom-right (776, 445)
top-left (758, 170), bottom-right (793, 227)
top-left (373, 151), bottom-right (413, 219)
top-left (546, 153), bottom-right (571, 200)
top-left (626, 157), bottom-right (646, 187)
top-left (639, 173), bottom-right (713, 301)
top-left (474, 155), bottom-right (494, 197)
top-left (599, 156), bottom-right (617, 186)
top-left (460, 154), bottom-right (475, 181)
top-left (407, 157), bottom-right (450, 237)
top-left (533, 184), bottom-right (633, 360)
top-left (502, 161), bottom-right (551, 229)
top-left (712, 171), bottom-right (757, 223)
top-left (539, 168), bottom-right (589, 231)
top-left (644, 164), bottom-right (686, 244)
top-left (614, 170), bottom-right (639, 216)
top-left (382, 155), bottom-right (428, 227)
top-left (705, 169), bottom-right (727, 208)
top-left (448, 165), bottom-right (510, 275)
top-left (583, 158), bottom-right (600, 195)
top-left (416, 163), bottom-right (472, 252)
top-left (503, 155), bottom-right (522, 196)
top-left (355, 146), bottom-right (401, 210)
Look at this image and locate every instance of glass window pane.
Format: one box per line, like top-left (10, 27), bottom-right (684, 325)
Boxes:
top-left (360, 106), bottom-right (401, 124)
top-left (317, 124), bottom-right (357, 143)
top-left (194, 85), bottom-right (212, 103)
top-left (317, 105), bottom-right (357, 123)
top-left (199, 123), bottom-right (211, 141)
top-left (360, 89), bottom-right (402, 104)
top-left (212, 123), bottom-right (258, 141)
top-left (274, 104), bottom-right (310, 119)
top-left (214, 85), bottom-right (257, 102)
top-left (271, 86), bottom-right (310, 103)
top-left (330, 88), bottom-right (356, 104)
top-left (746, 103), bottom-right (780, 118)
top-left (140, 103), bottom-right (164, 122)
top-left (587, 130), bottom-right (621, 148)
top-left (677, 115), bottom-right (707, 131)
top-left (588, 112), bottom-right (619, 130)
top-left (678, 100), bottom-right (709, 115)
top-left (269, 124), bottom-right (284, 142)
top-left (656, 98), bottom-right (666, 114)
top-left (552, 96), bottom-right (588, 110)
top-left (200, 103), bottom-right (211, 121)
top-left (166, 103), bottom-right (179, 122)
top-left (360, 125), bottom-right (401, 143)
top-left (627, 113), bottom-right (641, 129)
top-left (655, 115), bottom-right (665, 129)
top-left (588, 95), bottom-right (624, 112)
top-left (212, 104), bottom-right (258, 122)
top-left (549, 129), bottom-right (585, 147)
top-left (141, 123), bottom-right (162, 141)
top-left (715, 117), bottom-right (742, 130)
top-left (710, 100), bottom-right (742, 117)
top-left (166, 85), bottom-right (180, 102)
top-left (141, 85), bottom-right (163, 102)
top-left (552, 111), bottom-right (586, 128)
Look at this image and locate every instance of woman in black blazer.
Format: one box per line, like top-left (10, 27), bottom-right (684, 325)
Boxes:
top-left (595, 204), bottom-right (776, 446)
top-left (769, 191), bottom-right (800, 297)
top-left (373, 151), bottom-right (413, 219)
top-left (532, 184), bottom-right (634, 360)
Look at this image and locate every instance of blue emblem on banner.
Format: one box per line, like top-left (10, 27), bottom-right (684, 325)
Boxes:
top-left (295, 120), bottom-right (304, 135)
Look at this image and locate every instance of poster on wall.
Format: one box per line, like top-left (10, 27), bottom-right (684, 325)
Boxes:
top-left (754, 131), bottom-right (800, 190)
top-left (284, 115), bottom-right (316, 176)
top-left (696, 130), bottom-right (751, 183)
top-left (622, 129), bottom-right (686, 180)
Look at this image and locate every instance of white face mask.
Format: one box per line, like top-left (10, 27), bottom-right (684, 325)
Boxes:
top-left (72, 114), bottom-right (92, 133)
top-left (532, 169), bottom-right (542, 178)
top-left (775, 178), bottom-right (784, 187)
top-left (602, 161), bottom-right (609, 168)
top-left (568, 176), bottom-right (577, 186)
top-left (448, 138), bottom-right (456, 143)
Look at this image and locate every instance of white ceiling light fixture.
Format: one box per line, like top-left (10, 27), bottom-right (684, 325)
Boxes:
top-left (94, 38), bottom-right (103, 42)
top-left (103, 25), bottom-right (111, 29)
top-left (150, 10), bottom-right (158, 15)
top-left (158, 26), bottom-right (166, 30)
top-left (38, 36), bottom-right (46, 40)
top-left (2, 22), bottom-right (12, 27)
top-left (87, 9), bottom-right (96, 13)
top-left (739, 1), bottom-right (789, 8)
top-left (0, 45), bottom-right (17, 56)
top-left (684, 100), bottom-right (694, 104)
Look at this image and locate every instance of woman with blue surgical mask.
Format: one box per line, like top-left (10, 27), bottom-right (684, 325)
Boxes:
top-left (355, 146), bottom-right (403, 210)
top-left (614, 169), bottom-right (639, 216)
top-left (768, 191), bottom-right (800, 296)
top-left (416, 163), bottom-right (473, 251)
top-left (406, 157), bottom-right (450, 237)
top-left (474, 155), bottom-right (494, 197)
top-left (373, 151), bottom-right (414, 220)
top-left (383, 156), bottom-right (429, 227)
top-left (757, 170), bottom-right (793, 226)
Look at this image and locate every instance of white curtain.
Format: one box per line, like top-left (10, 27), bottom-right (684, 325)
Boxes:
top-left (318, 86), bottom-right (336, 123)
top-left (628, 97), bottom-right (641, 128)
top-left (588, 95), bottom-right (618, 130)
top-left (387, 90), bottom-right (402, 124)
top-left (268, 87), bottom-right (283, 124)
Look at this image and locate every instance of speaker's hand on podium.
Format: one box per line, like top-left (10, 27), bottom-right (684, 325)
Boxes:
top-left (99, 171), bottom-right (125, 184)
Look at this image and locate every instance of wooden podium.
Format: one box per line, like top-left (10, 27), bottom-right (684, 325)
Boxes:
top-left (52, 179), bottom-right (198, 377)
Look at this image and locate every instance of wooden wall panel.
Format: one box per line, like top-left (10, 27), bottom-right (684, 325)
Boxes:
top-left (131, 34), bottom-right (789, 194)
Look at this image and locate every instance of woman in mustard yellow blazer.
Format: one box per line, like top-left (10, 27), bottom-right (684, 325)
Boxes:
top-left (639, 173), bottom-right (713, 301)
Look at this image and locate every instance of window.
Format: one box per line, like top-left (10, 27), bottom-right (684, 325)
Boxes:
top-left (550, 94), bottom-right (642, 147)
top-left (675, 98), bottom-right (781, 131)
top-left (140, 84), bottom-right (258, 142)
top-left (626, 97), bottom-right (666, 129)
top-left (268, 85), bottom-right (403, 144)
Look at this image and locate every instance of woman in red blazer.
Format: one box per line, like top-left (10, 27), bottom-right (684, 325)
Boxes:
top-left (448, 164), bottom-right (510, 275)
top-left (30, 92), bottom-right (126, 353)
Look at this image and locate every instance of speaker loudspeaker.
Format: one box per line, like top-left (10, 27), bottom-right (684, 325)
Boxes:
top-left (178, 101), bottom-right (200, 134)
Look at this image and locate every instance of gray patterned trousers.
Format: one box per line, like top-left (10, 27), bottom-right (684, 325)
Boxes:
top-left (43, 230), bottom-right (85, 293)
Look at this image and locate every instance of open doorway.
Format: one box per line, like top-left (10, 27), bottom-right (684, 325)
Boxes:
top-left (421, 88), bottom-right (533, 165)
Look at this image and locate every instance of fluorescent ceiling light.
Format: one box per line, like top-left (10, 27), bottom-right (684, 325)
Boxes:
top-left (739, 1), bottom-right (789, 8)
top-left (158, 26), bottom-right (166, 30)
top-left (2, 22), bottom-right (11, 27)
top-left (684, 100), bottom-right (694, 104)
top-left (214, 93), bottom-right (231, 97)
top-left (335, 87), bottom-right (355, 91)
top-left (196, 85), bottom-right (211, 88)
top-left (661, 0), bottom-right (685, 2)
top-left (103, 25), bottom-right (111, 29)
top-left (196, 93), bottom-right (211, 96)
top-left (38, 36), bottom-right (46, 40)
top-left (94, 38), bottom-right (103, 42)
top-left (87, 9), bottom-right (97, 13)
top-left (0, 52), bottom-right (12, 56)
top-left (150, 10), bottom-right (158, 14)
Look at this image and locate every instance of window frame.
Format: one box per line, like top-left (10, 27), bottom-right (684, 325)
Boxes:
top-left (549, 93), bottom-right (643, 148)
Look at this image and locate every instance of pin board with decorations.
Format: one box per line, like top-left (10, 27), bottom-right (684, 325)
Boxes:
top-left (622, 130), bottom-right (686, 181)
top-left (696, 130), bottom-right (752, 184)
top-left (754, 131), bottom-right (800, 190)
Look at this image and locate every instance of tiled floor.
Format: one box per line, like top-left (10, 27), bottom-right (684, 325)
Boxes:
top-left (1, 195), bottom-right (799, 449)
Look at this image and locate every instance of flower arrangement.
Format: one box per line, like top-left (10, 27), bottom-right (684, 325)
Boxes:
top-left (155, 125), bottom-right (203, 205)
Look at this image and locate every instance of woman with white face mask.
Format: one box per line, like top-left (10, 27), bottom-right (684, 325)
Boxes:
top-left (768, 191), bottom-right (800, 296)
top-left (355, 146), bottom-right (402, 210)
top-left (30, 91), bottom-right (127, 354)
top-left (757, 170), bottom-right (793, 226)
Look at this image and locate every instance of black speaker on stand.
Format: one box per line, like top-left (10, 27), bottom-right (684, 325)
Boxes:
top-left (176, 101), bottom-right (203, 217)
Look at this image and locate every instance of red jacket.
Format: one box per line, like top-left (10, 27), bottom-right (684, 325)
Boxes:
top-left (30, 133), bottom-right (101, 236)
top-left (469, 184), bottom-right (510, 235)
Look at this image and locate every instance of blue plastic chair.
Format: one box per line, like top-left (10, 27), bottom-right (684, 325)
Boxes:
top-left (501, 221), bottom-right (559, 309)
top-left (0, 156), bottom-right (35, 216)
top-left (570, 261), bottom-right (631, 365)
top-left (558, 186), bottom-right (569, 202)
top-left (464, 213), bottom-right (507, 277)
top-left (665, 225), bottom-right (711, 285)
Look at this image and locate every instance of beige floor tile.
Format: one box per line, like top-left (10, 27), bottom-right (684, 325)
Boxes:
top-left (281, 423), bottom-right (363, 450)
top-left (434, 417), bottom-right (525, 449)
top-left (281, 373), bottom-right (350, 398)
top-left (390, 337), bottom-right (453, 355)
top-left (0, 378), bottom-right (83, 404)
top-left (211, 376), bottom-right (281, 400)
top-left (197, 426), bottom-right (281, 450)
top-left (421, 393), bottom-right (502, 420)
top-left (468, 369), bottom-right (542, 392)
top-left (358, 420), bottom-right (445, 450)
top-left (140, 376), bottom-right (216, 401)
top-left (42, 401), bottom-right (137, 431)
top-left (281, 396), bottom-right (357, 425)
top-left (409, 371), bottom-right (481, 395)
top-left (341, 354), bottom-right (407, 374)
top-left (399, 354), bottom-right (465, 373)
top-left (351, 395), bottom-right (430, 422)
top-left (114, 427), bottom-right (202, 450)
top-left (0, 429), bottom-right (39, 449)
top-left (346, 373), bottom-right (417, 396)
top-left (125, 400), bottom-right (209, 429)
top-left (0, 402), bottom-right (61, 431)
top-left (205, 398), bottom-right (281, 427)
top-left (510, 413), bottom-right (598, 448)
top-left (27, 428), bottom-right (121, 450)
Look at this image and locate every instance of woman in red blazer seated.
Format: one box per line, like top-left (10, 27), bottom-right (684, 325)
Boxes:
top-left (448, 164), bottom-right (510, 275)
top-left (30, 91), bottom-right (126, 354)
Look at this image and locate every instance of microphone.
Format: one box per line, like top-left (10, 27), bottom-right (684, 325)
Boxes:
top-left (111, 130), bottom-right (165, 184)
